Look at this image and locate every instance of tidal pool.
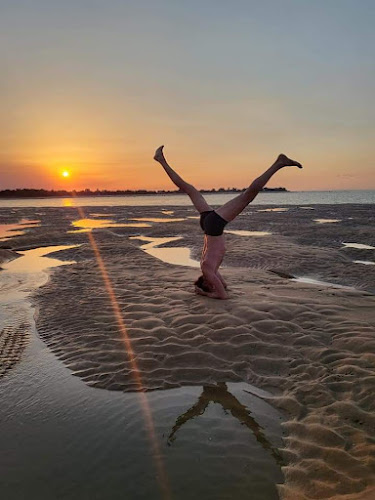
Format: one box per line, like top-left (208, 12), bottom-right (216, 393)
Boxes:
top-left (225, 230), bottom-right (272, 237)
top-left (70, 218), bottom-right (151, 232)
top-left (257, 208), bottom-right (288, 212)
top-left (130, 217), bottom-right (185, 223)
top-left (0, 219), bottom-right (40, 241)
top-left (89, 212), bottom-right (116, 217)
top-left (292, 276), bottom-right (354, 289)
top-left (2, 245), bottom-right (77, 274)
top-left (130, 236), bottom-right (200, 268)
top-left (342, 242), bottom-right (375, 250)
top-left (0, 244), bottom-right (285, 500)
top-left (314, 219), bottom-right (341, 224)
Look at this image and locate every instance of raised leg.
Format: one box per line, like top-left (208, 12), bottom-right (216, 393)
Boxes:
top-left (215, 154), bottom-right (302, 222)
top-left (154, 145), bottom-right (212, 213)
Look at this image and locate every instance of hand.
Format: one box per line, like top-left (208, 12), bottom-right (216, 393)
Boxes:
top-left (195, 285), bottom-right (209, 297)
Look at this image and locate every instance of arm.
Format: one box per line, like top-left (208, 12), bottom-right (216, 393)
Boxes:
top-left (216, 271), bottom-right (227, 289)
top-left (203, 271), bottom-right (228, 300)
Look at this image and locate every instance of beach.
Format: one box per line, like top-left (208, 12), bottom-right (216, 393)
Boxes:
top-left (0, 202), bottom-right (374, 499)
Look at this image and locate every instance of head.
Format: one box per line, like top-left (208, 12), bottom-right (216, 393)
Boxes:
top-left (194, 274), bottom-right (212, 293)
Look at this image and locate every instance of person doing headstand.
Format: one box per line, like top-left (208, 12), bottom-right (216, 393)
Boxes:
top-left (154, 146), bottom-right (302, 300)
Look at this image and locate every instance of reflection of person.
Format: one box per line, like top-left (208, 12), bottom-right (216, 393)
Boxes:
top-left (167, 382), bottom-right (283, 465)
top-left (154, 146), bottom-right (302, 299)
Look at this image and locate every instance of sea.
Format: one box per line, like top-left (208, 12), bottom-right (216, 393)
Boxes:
top-left (0, 190), bottom-right (374, 208)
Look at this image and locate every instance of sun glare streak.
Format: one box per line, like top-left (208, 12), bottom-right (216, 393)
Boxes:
top-left (74, 205), bottom-right (171, 500)
top-left (63, 198), bottom-right (74, 207)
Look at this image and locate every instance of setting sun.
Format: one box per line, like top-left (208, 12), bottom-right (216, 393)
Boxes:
top-left (61, 170), bottom-right (70, 178)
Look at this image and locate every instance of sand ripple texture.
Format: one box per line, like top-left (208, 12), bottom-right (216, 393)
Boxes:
top-left (0, 250), bottom-right (30, 378)
top-left (31, 234), bottom-right (375, 500)
top-left (1, 205), bottom-right (375, 499)
top-left (0, 321), bottom-right (29, 379)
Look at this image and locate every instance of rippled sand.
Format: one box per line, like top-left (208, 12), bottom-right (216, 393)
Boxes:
top-left (1, 203), bottom-right (375, 499)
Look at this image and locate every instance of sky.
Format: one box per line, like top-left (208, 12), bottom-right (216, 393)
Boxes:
top-left (0, 0), bottom-right (374, 191)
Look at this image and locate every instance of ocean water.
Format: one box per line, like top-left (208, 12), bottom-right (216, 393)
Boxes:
top-left (0, 190), bottom-right (374, 208)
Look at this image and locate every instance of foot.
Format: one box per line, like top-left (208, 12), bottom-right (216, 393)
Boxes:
top-left (276, 154), bottom-right (302, 169)
top-left (153, 145), bottom-right (165, 163)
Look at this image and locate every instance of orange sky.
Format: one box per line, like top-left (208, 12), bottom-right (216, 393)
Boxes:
top-left (1, 1), bottom-right (374, 191)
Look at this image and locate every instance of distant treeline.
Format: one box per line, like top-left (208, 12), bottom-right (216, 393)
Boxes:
top-left (0, 187), bottom-right (288, 198)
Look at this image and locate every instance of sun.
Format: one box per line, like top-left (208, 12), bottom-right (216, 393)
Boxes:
top-left (61, 170), bottom-right (70, 178)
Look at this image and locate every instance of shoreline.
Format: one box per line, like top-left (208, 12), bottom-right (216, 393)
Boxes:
top-left (1, 188), bottom-right (374, 201)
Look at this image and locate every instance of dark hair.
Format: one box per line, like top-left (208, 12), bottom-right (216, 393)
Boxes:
top-left (194, 275), bottom-right (211, 292)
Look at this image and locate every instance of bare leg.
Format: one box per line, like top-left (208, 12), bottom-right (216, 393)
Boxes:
top-left (215, 154), bottom-right (302, 222)
top-left (154, 145), bottom-right (212, 213)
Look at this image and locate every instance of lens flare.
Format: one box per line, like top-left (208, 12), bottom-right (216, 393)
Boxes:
top-left (72, 203), bottom-right (171, 499)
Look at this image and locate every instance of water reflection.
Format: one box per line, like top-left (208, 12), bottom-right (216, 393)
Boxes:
top-left (314, 219), bottom-right (341, 224)
top-left (130, 217), bottom-right (185, 223)
top-left (225, 230), bottom-right (271, 237)
top-left (353, 260), bottom-right (375, 266)
top-left (258, 208), bottom-right (288, 212)
top-left (70, 218), bottom-right (151, 232)
top-left (130, 236), bottom-right (200, 268)
top-left (0, 219), bottom-right (40, 241)
top-left (168, 382), bottom-right (283, 465)
top-left (89, 213), bottom-right (116, 217)
top-left (3, 245), bottom-right (77, 274)
top-left (292, 276), bottom-right (354, 289)
top-left (342, 242), bottom-right (375, 250)
top-left (1, 244), bottom-right (284, 499)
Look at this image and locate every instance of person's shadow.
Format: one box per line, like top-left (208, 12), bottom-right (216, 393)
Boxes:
top-left (167, 382), bottom-right (283, 465)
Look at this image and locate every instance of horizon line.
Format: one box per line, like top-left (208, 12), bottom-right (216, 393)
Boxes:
top-left (0, 187), bottom-right (374, 197)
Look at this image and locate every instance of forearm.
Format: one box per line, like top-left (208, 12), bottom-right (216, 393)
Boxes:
top-left (205, 272), bottom-right (228, 299)
top-left (216, 271), bottom-right (227, 289)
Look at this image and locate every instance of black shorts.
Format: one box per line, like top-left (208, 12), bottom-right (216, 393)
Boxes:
top-left (200, 210), bottom-right (228, 236)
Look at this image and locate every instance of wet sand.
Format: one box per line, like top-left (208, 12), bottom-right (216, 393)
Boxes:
top-left (0, 203), bottom-right (375, 499)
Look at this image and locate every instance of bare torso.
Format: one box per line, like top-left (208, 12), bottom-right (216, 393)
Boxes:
top-left (200, 234), bottom-right (226, 272)
top-left (198, 234), bottom-right (228, 298)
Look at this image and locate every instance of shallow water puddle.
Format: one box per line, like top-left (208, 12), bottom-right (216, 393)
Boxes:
top-left (257, 208), bottom-right (288, 212)
top-left (342, 242), bottom-right (375, 250)
top-left (292, 276), bottom-right (355, 289)
top-left (3, 245), bottom-right (77, 274)
top-left (70, 218), bottom-right (151, 232)
top-left (314, 219), bottom-right (341, 224)
top-left (0, 219), bottom-right (40, 241)
top-left (0, 245), bottom-right (78, 382)
top-left (130, 217), bottom-right (185, 223)
top-left (225, 230), bottom-right (272, 237)
top-left (130, 236), bottom-right (200, 268)
top-left (0, 337), bottom-right (284, 500)
top-left (1, 242), bottom-right (284, 499)
top-left (89, 212), bottom-right (116, 217)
